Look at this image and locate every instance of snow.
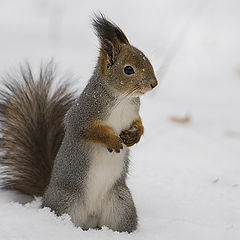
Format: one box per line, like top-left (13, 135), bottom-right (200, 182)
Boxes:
top-left (0, 0), bottom-right (240, 239)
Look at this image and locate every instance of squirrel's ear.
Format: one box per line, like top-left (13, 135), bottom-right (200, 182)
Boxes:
top-left (92, 14), bottom-right (129, 66)
top-left (102, 39), bottom-right (115, 66)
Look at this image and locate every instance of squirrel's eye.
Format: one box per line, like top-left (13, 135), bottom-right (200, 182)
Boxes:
top-left (124, 66), bottom-right (135, 75)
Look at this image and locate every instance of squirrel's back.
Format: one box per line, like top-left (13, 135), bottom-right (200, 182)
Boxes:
top-left (0, 63), bottom-right (74, 196)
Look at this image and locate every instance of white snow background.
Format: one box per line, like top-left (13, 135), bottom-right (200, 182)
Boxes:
top-left (0, 0), bottom-right (240, 239)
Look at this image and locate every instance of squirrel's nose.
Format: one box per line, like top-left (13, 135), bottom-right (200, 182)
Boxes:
top-left (150, 78), bottom-right (158, 89)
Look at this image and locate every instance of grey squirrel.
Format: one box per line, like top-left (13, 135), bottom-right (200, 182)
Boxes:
top-left (0, 15), bottom-right (158, 232)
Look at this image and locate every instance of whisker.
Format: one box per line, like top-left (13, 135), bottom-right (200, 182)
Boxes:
top-left (108, 86), bottom-right (139, 115)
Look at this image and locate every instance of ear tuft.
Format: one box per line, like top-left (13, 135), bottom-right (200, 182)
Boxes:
top-left (92, 13), bottom-right (129, 45)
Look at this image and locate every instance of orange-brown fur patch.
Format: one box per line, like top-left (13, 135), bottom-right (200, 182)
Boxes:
top-left (83, 121), bottom-right (123, 152)
top-left (120, 117), bottom-right (144, 147)
top-left (132, 117), bottom-right (144, 132)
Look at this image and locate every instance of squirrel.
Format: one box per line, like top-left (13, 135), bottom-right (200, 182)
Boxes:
top-left (0, 15), bottom-right (158, 233)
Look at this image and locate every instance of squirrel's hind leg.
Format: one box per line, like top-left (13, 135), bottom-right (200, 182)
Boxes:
top-left (99, 184), bottom-right (138, 233)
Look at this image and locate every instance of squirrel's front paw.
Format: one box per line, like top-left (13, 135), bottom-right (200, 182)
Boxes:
top-left (120, 126), bottom-right (141, 147)
top-left (107, 136), bottom-right (123, 153)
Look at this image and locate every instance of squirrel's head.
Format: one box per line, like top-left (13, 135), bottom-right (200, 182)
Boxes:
top-left (93, 15), bottom-right (158, 96)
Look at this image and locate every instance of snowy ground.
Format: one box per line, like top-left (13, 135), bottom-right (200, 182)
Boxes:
top-left (0, 0), bottom-right (240, 239)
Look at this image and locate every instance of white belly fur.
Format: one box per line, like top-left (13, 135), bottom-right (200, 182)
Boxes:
top-left (85, 97), bottom-right (138, 215)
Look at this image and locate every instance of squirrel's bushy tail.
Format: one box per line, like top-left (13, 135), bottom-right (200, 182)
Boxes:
top-left (0, 63), bottom-right (75, 196)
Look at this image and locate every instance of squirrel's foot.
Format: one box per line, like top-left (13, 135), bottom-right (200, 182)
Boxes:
top-left (106, 136), bottom-right (123, 153)
top-left (120, 125), bottom-right (141, 147)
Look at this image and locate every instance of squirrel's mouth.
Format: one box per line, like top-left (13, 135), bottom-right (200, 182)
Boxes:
top-left (124, 84), bottom-right (155, 97)
top-left (136, 79), bottom-right (158, 95)
top-left (137, 87), bottom-right (154, 95)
